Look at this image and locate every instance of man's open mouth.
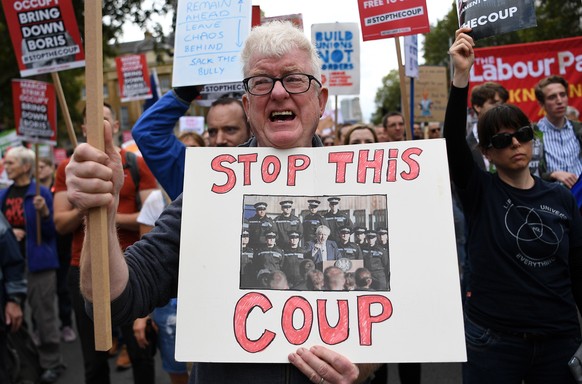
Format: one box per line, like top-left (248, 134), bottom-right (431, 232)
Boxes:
top-left (270, 111), bottom-right (295, 122)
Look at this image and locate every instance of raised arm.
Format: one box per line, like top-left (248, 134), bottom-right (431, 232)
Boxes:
top-left (65, 121), bottom-right (128, 301)
top-left (132, 87), bottom-right (200, 200)
top-left (443, 28), bottom-right (477, 189)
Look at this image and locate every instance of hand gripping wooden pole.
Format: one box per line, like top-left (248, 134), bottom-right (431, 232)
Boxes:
top-left (84, 0), bottom-right (112, 352)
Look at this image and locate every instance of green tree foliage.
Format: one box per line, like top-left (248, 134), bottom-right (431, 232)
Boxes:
top-left (371, 70), bottom-right (401, 125)
top-left (0, 0), bottom-right (175, 147)
top-left (372, 0), bottom-right (582, 121)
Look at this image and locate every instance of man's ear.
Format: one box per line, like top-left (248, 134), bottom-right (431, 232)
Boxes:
top-left (112, 120), bottom-right (121, 134)
top-left (319, 87), bottom-right (329, 116)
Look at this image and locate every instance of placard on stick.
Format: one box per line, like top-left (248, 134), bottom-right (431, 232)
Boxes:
top-left (456, 0), bottom-right (537, 41)
top-left (1, 0), bottom-right (85, 77)
top-left (312, 23), bottom-right (361, 96)
top-left (11, 79), bottom-right (57, 145)
top-left (357, 0), bottom-right (430, 41)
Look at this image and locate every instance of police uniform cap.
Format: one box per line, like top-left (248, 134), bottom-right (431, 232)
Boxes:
top-left (288, 231), bottom-right (300, 238)
top-left (365, 230), bottom-right (377, 238)
top-left (241, 229), bottom-right (249, 237)
top-left (254, 202), bottom-right (267, 210)
top-left (265, 231), bottom-right (277, 238)
top-left (339, 227), bottom-right (352, 234)
top-left (377, 228), bottom-right (388, 235)
top-left (327, 197), bottom-right (341, 205)
top-left (354, 227), bottom-right (366, 234)
top-left (280, 200), bottom-right (293, 208)
top-left (307, 199), bottom-right (321, 207)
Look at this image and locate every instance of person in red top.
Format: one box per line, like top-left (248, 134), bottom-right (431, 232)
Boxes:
top-left (53, 103), bottom-right (157, 384)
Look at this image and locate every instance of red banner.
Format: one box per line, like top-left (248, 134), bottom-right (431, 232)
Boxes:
top-left (470, 36), bottom-right (582, 122)
top-left (11, 79), bottom-right (57, 145)
top-left (2, 0), bottom-right (85, 77)
top-left (115, 54), bottom-right (153, 103)
top-left (357, 0), bottom-right (429, 41)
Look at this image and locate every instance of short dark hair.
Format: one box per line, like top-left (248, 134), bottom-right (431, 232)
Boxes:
top-left (382, 111), bottom-right (403, 129)
top-left (355, 267), bottom-right (372, 287)
top-left (82, 102), bottom-right (115, 119)
top-left (477, 104), bottom-right (530, 150)
top-left (470, 82), bottom-right (509, 112)
top-left (535, 75), bottom-right (568, 104)
top-left (209, 97), bottom-right (250, 132)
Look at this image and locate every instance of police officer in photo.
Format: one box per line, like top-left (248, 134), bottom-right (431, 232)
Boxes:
top-left (377, 227), bottom-right (389, 251)
top-left (361, 230), bottom-right (390, 291)
top-left (354, 226), bottom-right (367, 246)
top-left (248, 201), bottom-right (277, 248)
top-left (336, 226), bottom-right (363, 260)
top-left (302, 199), bottom-right (327, 244)
top-left (240, 229), bottom-right (255, 288)
top-left (324, 197), bottom-right (353, 242)
top-left (274, 200), bottom-right (302, 246)
top-left (281, 230), bottom-right (308, 287)
top-left (253, 231), bottom-right (284, 279)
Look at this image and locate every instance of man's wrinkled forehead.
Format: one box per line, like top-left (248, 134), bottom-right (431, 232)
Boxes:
top-left (248, 61), bottom-right (309, 77)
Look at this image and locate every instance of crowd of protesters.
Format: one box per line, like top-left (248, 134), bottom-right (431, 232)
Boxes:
top-left (0, 17), bottom-right (582, 384)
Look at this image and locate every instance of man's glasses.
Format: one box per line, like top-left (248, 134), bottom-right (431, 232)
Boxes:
top-left (429, 128), bottom-right (440, 133)
top-left (488, 126), bottom-right (534, 149)
top-left (243, 73), bottom-right (321, 96)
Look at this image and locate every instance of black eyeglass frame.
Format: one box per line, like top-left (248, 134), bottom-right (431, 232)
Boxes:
top-left (242, 73), bottom-right (322, 96)
top-left (488, 125), bottom-right (534, 149)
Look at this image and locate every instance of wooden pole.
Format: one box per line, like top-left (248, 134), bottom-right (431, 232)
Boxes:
top-left (395, 37), bottom-right (411, 139)
top-left (51, 72), bottom-right (78, 148)
top-left (84, 0), bottom-right (112, 352)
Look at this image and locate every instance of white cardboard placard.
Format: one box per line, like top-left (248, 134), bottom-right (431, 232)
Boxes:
top-left (172, 0), bottom-right (252, 87)
top-left (176, 140), bottom-right (466, 363)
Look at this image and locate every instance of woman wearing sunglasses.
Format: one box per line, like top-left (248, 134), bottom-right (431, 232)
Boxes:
top-left (445, 28), bottom-right (582, 384)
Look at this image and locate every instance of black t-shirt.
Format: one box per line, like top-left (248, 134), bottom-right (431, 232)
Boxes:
top-left (2, 184), bottom-right (29, 257)
top-left (445, 85), bottom-right (582, 335)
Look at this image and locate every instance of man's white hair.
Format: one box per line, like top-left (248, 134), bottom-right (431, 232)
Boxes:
top-left (241, 20), bottom-right (322, 81)
top-left (315, 225), bottom-right (331, 236)
top-left (6, 146), bottom-right (35, 178)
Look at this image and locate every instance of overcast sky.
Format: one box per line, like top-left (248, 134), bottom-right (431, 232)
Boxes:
top-left (123, 0), bottom-right (454, 123)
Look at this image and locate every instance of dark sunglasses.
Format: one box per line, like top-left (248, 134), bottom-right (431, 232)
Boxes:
top-left (488, 126), bottom-right (534, 149)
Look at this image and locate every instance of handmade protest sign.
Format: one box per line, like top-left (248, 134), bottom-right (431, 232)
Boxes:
top-left (115, 54), bottom-right (153, 102)
top-left (312, 23), bottom-right (361, 96)
top-left (11, 79), bottom-right (57, 145)
top-left (357, 0), bottom-right (430, 41)
top-left (1, 0), bottom-right (85, 77)
top-left (405, 66), bottom-right (448, 123)
top-left (175, 140), bottom-right (466, 363)
top-left (456, 0), bottom-right (536, 41)
top-left (172, 0), bottom-right (252, 86)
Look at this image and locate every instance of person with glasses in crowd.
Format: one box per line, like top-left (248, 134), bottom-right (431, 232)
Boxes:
top-left (446, 28), bottom-right (582, 384)
top-left (427, 122), bottom-right (442, 139)
top-left (65, 21), bottom-right (380, 384)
